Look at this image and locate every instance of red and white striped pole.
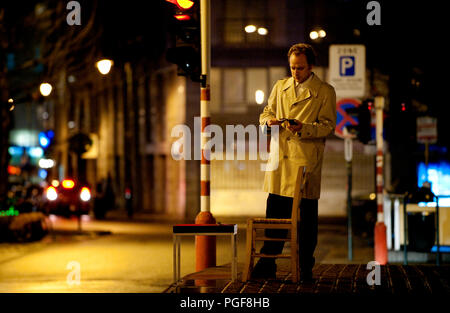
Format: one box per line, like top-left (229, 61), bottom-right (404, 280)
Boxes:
top-left (195, 0), bottom-right (216, 272)
top-left (374, 96), bottom-right (387, 264)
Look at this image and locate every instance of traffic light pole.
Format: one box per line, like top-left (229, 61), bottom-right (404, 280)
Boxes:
top-left (195, 0), bottom-right (216, 275)
top-left (374, 96), bottom-right (387, 264)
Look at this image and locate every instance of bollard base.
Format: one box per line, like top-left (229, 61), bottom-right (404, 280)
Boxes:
top-left (195, 211), bottom-right (216, 286)
top-left (195, 211), bottom-right (216, 271)
top-left (374, 221), bottom-right (388, 265)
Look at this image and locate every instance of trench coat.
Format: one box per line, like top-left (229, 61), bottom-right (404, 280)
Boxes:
top-left (259, 73), bottom-right (337, 199)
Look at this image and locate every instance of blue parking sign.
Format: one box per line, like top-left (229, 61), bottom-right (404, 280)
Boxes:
top-left (340, 56), bottom-right (355, 76)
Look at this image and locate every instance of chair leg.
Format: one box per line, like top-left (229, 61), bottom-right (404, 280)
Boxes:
top-left (291, 234), bottom-right (298, 283)
top-left (243, 219), bottom-right (254, 282)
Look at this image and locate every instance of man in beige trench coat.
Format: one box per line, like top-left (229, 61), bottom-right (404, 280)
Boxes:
top-left (253, 43), bottom-right (337, 282)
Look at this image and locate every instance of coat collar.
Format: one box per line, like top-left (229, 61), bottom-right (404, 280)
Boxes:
top-left (281, 73), bottom-right (322, 100)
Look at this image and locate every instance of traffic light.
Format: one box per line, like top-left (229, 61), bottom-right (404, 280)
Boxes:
top-left (165, 0), bottom-right (201, 82)
top-left (39, 130), bottom-right (55, 157)
top-left (345, 99), bottom-right (372, 144)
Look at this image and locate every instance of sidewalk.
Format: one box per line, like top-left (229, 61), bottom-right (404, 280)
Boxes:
top-left (164, 263), bottom-right (450, 294)
top-left (159, 213), bottom-right (450, 295)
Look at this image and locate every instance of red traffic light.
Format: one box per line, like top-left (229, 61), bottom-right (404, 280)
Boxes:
top-left (175, 14), bottom-right (191, 21)
top-left (166, 0), bottom-right (194, 10)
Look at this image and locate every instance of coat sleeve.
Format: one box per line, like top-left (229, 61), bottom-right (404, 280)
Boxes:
top-left (259, 81), bottom-right (279, 126)
top-left (298, 84), bottom-right (337, 139)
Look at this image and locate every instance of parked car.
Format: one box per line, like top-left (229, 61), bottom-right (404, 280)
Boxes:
top-left (43, 179), bottom-right (92, 217)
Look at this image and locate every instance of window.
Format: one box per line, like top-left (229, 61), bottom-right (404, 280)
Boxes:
top-left (211, 66), bottom-right (286, 114)
top-left (222, 0), bottom-right (270, 46)
top-left (210, 68), bottom-right (222, 113)
top-left (223, 68), bottom-right (245, 113)
top-left (246, 68), bottom-right (267, 105)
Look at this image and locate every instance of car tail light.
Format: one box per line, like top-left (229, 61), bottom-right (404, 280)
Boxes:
top-left (46, 186), bottom-right (58, 201)
top-left (80, 187), bottom-right (91, 201)
top-left (62, 179), bottom-right (75, 189)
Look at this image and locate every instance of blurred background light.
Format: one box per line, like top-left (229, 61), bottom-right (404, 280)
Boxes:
top-left (8, 146), bottom-right (24, 156)
top-left (39, 158), bottom-right (55, 169)
top-left (39, 82), bottom-right (52, 96)
top-left (257, 27), bottom-right (268, 35)
top-left (245, 25), bottom-right (256, 33)
top-left (10, 130), bottom-right (39, 147)
top-left (38, 169), bottom-right (48, 179)
top-left (46, 186), bottom-right (57, 201)
top-left (80, 187), bottom-right (91, 201)
top-left (67, 75), bottom-right (76, 83)
top-left (255, 90), bottom-right (265, 104)
top-left (96, 59), bottom-right (113, 75)
top-left (28, 147), bottom-right (44, 158)
top-left (309, 30), bottom-right (319, 40)
top-left (38, 132), bottom-right (50, 148)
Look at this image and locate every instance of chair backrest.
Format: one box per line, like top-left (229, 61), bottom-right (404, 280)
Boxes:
top-left (291, 166), bottom-right (307, 223)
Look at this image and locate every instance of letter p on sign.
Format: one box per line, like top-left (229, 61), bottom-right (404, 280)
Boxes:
top-left (340, 56), bottom-right (355, 76)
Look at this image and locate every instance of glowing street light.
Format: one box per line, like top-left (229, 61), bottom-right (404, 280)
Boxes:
top-left (257, 27), bottom-right (268, 35)
top-left (8, 99), bottom-right (14, 111)
top-left (309, 31), bottom-right (319, 40)
top-left (40, 83), bottom-right (52, 96)
top-left (245, 25), bottom-right (256, 33)
top-left (96, 59), bottom-right (113, 75)
top-left (255, 90), bottom-right (265, 105)
top-left (310, 28), bottom-right (326, 40)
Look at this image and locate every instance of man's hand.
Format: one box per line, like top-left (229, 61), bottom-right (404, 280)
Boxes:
top-left (267, 119), bottom-right (283, 126)
top-left (287, 119), bottom-right (302, 133)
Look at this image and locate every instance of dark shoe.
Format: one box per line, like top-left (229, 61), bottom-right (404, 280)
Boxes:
top-left (250, 261), bottom-right (276, 279)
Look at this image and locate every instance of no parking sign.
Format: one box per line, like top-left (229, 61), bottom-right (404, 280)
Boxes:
top-left (335, 98), bottom-right (361, 138)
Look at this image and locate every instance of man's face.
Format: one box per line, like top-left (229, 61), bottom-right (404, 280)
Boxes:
top-left (289, 53), bottom-right (312, 84)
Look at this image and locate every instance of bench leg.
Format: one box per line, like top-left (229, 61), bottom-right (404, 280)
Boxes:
top-left (173, 235), bottom-right (177, 284)
top-left (231, 234), bottom-right (237, 282)
top-left (243, 220), bottom-right (254, 282)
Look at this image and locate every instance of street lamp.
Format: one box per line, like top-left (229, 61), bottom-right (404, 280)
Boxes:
top-left (96, 59), bottom-right (113, 75)
top-left (8, 98), bottom-right (14, 111)
top-left (244, 25), bottom-right (256, 33)
top-left (255, 90), bottom-right (265, 104)
top-left (257, 27), bottom-right (268, 35)
top-left (318, 29), bottom-right (326, 38)
top-left (40, 83), bottom-right (52, 96)
top-left (310, 28), bottom-right (326, 40)
top-left (309, 30), bottom-right (319, 40)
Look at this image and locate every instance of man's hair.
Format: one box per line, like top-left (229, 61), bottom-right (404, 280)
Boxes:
top-left (287, 43), bottom-right (316, 66)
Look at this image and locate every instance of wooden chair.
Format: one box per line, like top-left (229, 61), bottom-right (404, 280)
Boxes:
top-left (243, 166), bottom-right (306, 282)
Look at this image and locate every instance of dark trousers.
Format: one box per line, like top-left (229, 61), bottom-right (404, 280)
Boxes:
top-left (258, 193), bottom-right (318, 273)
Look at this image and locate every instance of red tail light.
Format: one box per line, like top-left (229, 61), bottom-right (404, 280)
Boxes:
top-left (62, 179), bottom-right (75, 189)
top-left (174, 14), bottom-right (191, 21)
